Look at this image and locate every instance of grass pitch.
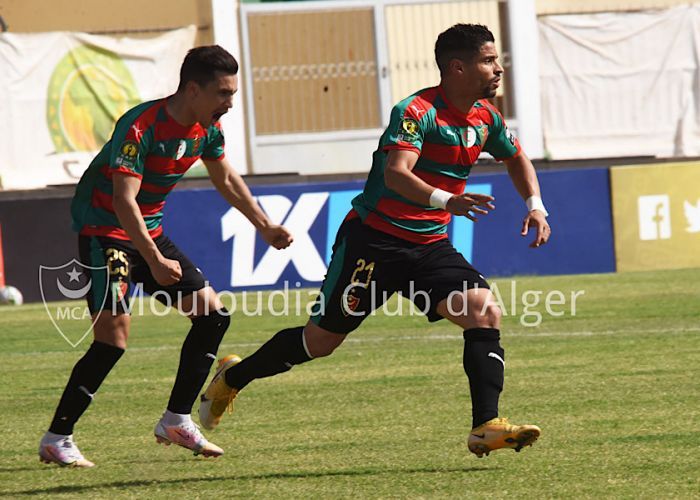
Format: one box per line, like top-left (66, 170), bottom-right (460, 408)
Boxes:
top-left (1, 269), bottom-right (699, 498)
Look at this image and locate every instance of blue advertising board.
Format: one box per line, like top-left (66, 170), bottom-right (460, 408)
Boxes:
top-left (466, 167), bottom-right (615, 278)
top-left (162, 167), bottom-right (615, 291)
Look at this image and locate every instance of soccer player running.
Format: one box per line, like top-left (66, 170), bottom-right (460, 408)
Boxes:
top-left (38, 46), bottom-right (293, 467)
top-left (200, 24), bottom-right (551, 458)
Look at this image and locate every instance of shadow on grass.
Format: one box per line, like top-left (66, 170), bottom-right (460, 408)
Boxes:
top-left (0, 466), bottom-right (44, 473)
top-left (0, 456), bottom-right (191, 474)
top-left (7, 466), bottom-right (497, 496)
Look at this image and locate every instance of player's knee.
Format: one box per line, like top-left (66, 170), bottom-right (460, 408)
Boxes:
top-left (183, 287), bottom-right (223, 317)
top-left (303, 323), bottom-right (346, 358)
top-left (471, 302), bottom-right (501, 328)
top-left (482, 303), bottom-right (502, 327)
top-left (465, 292), bottom-right (501, 328)
top-left (309, 338), bottom-right (340, 358)
top-left (93, 312), bottom-right (130, 349)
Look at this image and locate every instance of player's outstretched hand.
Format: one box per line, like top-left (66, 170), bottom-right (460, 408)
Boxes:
top-left (446, 192), bottom-right (495, 221)
top-left (521, 210), bottom-right (551, 248)
top-left (261, 225), bottom-right (294, 250)
top-left (151, 257), bottom-right (183, 286)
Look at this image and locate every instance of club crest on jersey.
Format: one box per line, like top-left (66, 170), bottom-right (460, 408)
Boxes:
top-left (465, 127), bottom-right (478, 148)
top-left (342, 292), bottom-right (361, 316)
top-left (112, 279), bottom-right (128, 302)
top-left (175, 140), bottom-right (187, 160)
top-left (398, 118), bottom-right (420, 142)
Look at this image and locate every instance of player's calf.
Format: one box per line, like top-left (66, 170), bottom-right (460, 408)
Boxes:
top-left (224, 325), bottom-right (313, 390)
top-left (167, 308), bottom-right (231, 415)
top-left (198, 326), bottom-right (317, 430)
top-left (47, 340), bottom-right (125, 437)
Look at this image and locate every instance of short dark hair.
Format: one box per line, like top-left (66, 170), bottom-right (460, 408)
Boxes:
top-left (178, 45), bottom-right (239, 91)
top-left (434, 24), bottom-right (495, 73)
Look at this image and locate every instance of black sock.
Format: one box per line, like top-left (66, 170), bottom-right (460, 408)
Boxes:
top-left (167, 308), bottom-right (231, 414)
top-left (49, 341), bottom-right (124, 435)
top-left (463, 328), bottom-right (504, 429)
top-left (224, 326), bottom-right (311, 390)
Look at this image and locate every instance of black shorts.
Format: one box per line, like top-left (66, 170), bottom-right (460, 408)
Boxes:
top-left (78, 234), bottom-right (207, 314)
top-left (310, 217), bottom-right (489, 334)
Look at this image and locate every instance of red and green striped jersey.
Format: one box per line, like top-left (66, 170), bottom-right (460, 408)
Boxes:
top-left (71, 98), bottom-right (225, 240)
top-left (351, 85), bottom-right (521, 244)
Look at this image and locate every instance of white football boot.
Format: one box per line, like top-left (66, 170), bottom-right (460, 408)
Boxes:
top-left (154, 413), bottom-right (224, 457)
top-left (39, 432), bottom-right (95, 467)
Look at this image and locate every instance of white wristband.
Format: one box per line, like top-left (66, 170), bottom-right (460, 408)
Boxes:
top-left (429, 189), bottom-right (453, 209)
top-left (526, 195), bottom-right (549, 217)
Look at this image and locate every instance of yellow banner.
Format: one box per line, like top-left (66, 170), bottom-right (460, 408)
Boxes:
top-left (610, 161), bottom-right (700, 272)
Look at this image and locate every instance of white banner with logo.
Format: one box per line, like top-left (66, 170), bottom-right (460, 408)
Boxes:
top-left (0, 26), bottom-right (196, 190)
top-left (539, 5), bottom-right (700, 159)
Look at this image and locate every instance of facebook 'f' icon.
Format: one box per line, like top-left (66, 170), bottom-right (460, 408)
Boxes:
top-left (638, 195), bottom-right (671, 241)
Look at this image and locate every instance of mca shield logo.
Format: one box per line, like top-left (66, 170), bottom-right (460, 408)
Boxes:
top-left (39, 259), bottom-right (109, 347)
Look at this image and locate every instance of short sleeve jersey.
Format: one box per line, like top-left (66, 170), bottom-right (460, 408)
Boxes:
top-left (351, 85), bottom-right (520, 244)
top-left (71, 98), bottom-right (225, 240)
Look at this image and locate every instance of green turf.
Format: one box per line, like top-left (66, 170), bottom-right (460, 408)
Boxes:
top-left (1, 269), bottom-right (699, 498)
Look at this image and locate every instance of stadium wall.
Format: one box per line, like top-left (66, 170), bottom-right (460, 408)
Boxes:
top-left (0, 0), bottom-right (214, 45)
top-left (0, 194), bottom-right (74, 303)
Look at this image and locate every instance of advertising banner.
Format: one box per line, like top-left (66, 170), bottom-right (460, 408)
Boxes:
top-left (162, 167), bottom-right (615, 292)
top-left (610, 161), bottom-right (700, 272)
top-left (0, 27), bottom-right (196, 190)
top-left (469, 167), bottom-right (615, 278)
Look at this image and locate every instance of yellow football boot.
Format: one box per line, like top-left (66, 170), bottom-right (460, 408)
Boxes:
top-left (198, 354), bottom-right (241, 430)
top-left (468, 417), bottom-right (541, 458)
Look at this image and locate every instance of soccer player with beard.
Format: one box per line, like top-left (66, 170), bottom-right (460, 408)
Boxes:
top-left (39, 46), bottom-right (293, 467)
top-left (201, 24), bottom-right (551, 458)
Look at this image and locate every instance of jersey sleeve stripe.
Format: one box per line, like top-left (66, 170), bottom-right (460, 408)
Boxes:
top-left (110, 167), bottom-right (143, 179)
top-left (201, 151), bottom-right (225, 161)
top-left (382, 143), bottom-right (421, 155)
top-left (493, 145), bottom-right (522, 161)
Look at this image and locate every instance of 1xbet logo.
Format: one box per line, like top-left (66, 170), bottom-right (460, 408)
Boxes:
top-left (220, 189), bottom-right (366, 288)
top-left (220, 185), bottom-right (491, 289)
top-left (221, 193), bottom-right (330, 287)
